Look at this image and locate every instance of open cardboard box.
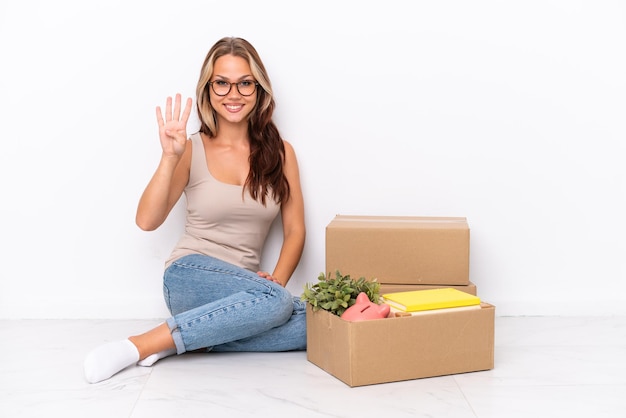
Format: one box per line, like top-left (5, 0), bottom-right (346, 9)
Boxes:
top-left (306, 302), bottom-right (495, 387)
top-left (326, 215), bottom-right (470, 285)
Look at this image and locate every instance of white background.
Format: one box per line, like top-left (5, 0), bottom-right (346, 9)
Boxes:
top-left (1, 0), bottom-right (624, 318)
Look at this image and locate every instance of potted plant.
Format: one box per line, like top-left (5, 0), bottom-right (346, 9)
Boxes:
top-left (301, 271), bottom-right (381, 316)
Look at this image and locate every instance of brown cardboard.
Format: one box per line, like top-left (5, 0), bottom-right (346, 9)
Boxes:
top-left (306, 302), bottom-right (495, 387)
top-left (379, 282), bottom-right (477, 296)
top-left (326, 215), bottom-right (470, 285)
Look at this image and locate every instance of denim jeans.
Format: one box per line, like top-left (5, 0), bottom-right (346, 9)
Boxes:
top-left (163, 254), bottom-right (306, 354)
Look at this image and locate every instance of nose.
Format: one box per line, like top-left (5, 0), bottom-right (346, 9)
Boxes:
top-left (226, 82), bottom-right (242, 97)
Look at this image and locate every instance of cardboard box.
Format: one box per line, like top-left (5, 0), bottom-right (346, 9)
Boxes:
top-left (326, 215), bottom-right (470, 285)
top-left (306, 302), bottom-right (495, 387)
top-left (379, 282), bottom-right (477, 296)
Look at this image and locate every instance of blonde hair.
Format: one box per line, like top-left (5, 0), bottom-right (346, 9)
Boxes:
top-left (195, 37), bottom-right (289, 205)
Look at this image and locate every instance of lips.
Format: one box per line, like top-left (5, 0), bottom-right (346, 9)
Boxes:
top-left (225, 104), bottom-right (243, 112)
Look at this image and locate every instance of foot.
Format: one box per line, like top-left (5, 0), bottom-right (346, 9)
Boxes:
top-left (83, 339), bottom-right (140, 383)
top-left (137, 348), bottom-right (177, 367)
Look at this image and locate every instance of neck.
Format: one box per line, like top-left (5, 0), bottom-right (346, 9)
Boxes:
top-left (214, 122), bottom-right (250, 146)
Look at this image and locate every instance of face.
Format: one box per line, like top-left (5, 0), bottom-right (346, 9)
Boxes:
top-left (209, 54), bottom-right (257, 125)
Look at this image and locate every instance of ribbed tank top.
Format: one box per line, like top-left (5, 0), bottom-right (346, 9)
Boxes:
top-left (165, 133), bottom-right (281, 271)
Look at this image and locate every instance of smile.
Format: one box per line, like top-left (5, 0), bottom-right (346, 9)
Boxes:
top-left (225, 104), bottom-right (243, 112)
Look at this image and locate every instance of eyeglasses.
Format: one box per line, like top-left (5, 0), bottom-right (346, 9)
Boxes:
top-left (208, 80), bottom-right (259, 96)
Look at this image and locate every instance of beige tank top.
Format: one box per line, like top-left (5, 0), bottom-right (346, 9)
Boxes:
top-left (165, 133), bottom-right (281, 271)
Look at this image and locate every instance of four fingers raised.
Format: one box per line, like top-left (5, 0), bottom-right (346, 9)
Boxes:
top-left (155, 93), bottom-right (193, 129)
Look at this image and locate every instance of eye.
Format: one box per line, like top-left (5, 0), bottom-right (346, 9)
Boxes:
top-left (214, 80), bottom-right (229, 87)
top-left (239, 80), bottom-right (254, 87)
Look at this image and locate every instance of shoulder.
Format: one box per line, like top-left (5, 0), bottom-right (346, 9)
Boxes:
top-left (281, 140), bottom-right (301, 177)
top-left (282, 139), bottom-right (298, 160)
top-left (189, 131), bottom-right (203, 147)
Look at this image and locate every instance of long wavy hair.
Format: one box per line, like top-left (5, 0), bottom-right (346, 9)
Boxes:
top-left (196, 37), bottom-right (289, 206)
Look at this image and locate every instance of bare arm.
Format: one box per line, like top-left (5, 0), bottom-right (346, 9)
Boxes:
top-left (136, 94), bottom-right (193, 231)
top-left (258, 141), bottom-right (306, 286)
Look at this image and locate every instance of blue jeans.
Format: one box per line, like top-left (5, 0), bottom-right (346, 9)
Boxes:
top-left (162, 254), bottom-right (306, 354)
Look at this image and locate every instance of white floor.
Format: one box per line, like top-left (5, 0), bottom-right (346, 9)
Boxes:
top-left (1, 316), bottom-right (625, 418)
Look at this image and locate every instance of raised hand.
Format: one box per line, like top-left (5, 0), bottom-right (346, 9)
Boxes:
top-left (156, 93), bottom-right (193, 157)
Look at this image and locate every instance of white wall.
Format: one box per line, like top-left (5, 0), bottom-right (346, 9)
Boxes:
top-left (1, 0), bottom-right (624, 318)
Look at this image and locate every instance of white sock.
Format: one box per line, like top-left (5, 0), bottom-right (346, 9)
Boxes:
top-left (137, 348), bottom-right (177, 367)
top-left (83, 339), bottom-right (140, 384)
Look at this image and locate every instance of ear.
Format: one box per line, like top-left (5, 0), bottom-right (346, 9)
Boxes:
top-left (356, 292), bottom-right (369, 304)
top-left (378, 303), bottom-right (391, 317)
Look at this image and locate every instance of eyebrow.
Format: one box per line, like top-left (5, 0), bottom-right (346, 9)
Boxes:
top-left (213, 74), bottom-right (255, 81)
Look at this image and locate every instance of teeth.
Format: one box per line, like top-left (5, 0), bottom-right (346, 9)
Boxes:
top-left (226, 105), bottom-right (241, 110)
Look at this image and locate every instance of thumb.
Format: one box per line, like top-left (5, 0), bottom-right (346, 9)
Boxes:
top-left (165, 129), bottom-right (187, 140)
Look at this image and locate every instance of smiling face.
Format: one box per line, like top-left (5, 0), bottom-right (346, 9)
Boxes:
top-left (209, 54), bottom-right (257, 126)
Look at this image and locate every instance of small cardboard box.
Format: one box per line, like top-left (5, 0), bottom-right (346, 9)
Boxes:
top-left (306, 302), bottom-right (495, 387)
top-left (326, 215), bottom-right (470, 285)
top-left (379, 282), bottom-right (478, 296)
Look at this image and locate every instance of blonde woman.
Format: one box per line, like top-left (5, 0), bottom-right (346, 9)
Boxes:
top-left (84, 37), bottom-right (306, 384)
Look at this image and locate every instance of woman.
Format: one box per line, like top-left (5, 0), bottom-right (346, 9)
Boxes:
top-left (84, 37), bottom-right (306, 384)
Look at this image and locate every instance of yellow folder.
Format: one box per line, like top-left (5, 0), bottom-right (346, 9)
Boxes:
top-left (381, 288), bottom-right (481, 312)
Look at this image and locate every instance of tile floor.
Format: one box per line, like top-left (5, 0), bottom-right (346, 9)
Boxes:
top-left (1, 316), bottom-right (625, 418)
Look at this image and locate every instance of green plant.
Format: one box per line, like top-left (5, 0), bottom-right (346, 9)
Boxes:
top-left (301, 271), bottom-right (381, 316)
